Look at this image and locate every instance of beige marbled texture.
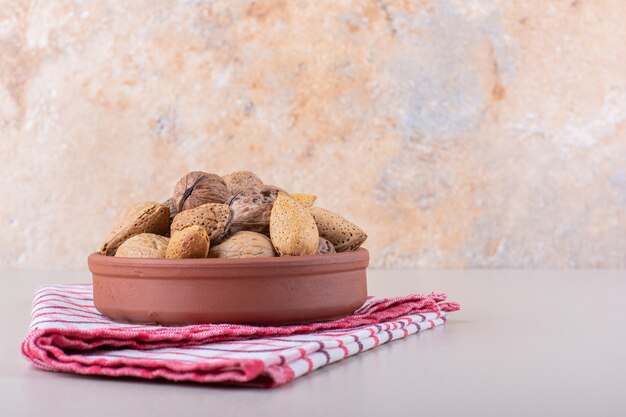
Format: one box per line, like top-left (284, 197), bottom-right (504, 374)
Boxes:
top-left (0, 0), bottom-right (624, 269)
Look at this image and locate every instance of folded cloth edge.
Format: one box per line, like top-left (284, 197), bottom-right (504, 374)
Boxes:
top-left (25, 290), bottom-right (459, 348)
top-left (22, 286), bottom-right (459, 387)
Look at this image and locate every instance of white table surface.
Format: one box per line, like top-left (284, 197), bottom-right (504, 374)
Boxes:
top-left (1, 269), bottom-right (625, 417)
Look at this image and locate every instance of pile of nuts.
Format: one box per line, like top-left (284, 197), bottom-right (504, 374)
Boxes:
top-left (100, 171), bottom-right (367, 259)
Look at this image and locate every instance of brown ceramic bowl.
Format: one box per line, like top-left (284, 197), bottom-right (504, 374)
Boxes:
top-left (87, 249), bottom-right (369, 326)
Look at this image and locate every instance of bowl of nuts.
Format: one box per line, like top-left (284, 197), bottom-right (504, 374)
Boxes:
top-left (88, 171), bottom-right (369, 326)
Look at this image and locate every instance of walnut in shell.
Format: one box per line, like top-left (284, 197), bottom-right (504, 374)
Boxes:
top-left (291, 193), bottom-right (317, 207)
top-left (173, 171), bottom-right (229, 212)
top-left (316, 237), bottom-right (336, 255)
top-left (228, 185), bottom-right (283, 235)
top-left (100, 201), bottom-right (170, 256)
top-left (309, 207), bottom-right (367, 252)
top-left (170, 203), bottom-right (233, 245)
top-left (161, 197), bottom-right (178, 237)
top-left (222, 171), bottom-right (263, 196)
top-left (166, 225), bottom-right (210, 259)
top-left (162, 198), bottom-right (178, 222)
top-left (269, 192), bottom-right (319, 256)
top-left (115, 233), bottom-right (169, 258)
top-left (208, 231), bottom-right (277, 258)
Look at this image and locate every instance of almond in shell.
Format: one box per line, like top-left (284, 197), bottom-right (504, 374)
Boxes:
top-left (166, 225), bottom-right (209, 259)
top-left (208, 231), bottom-right (277, 258)
top-left (269, 192), bottom-right (319, 256)
top-left (170, 203), bottom-right (233, 244)
top-left (115, 233), bottom-right (170, 258)
top-left (100, 201), bottom-right (170, 256)
top-left (291, 193), bottom-right (317, 207)
top-left (309, 207), bottom-right (367, 252)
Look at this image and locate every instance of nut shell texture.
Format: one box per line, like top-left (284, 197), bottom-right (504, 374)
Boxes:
top-left (209, 231), bottom-right (277, 258)
top-left (100, 201), bottom-right (170, 256)
top-left (310, 207), bottom-right (367, 252)
top-left (270, 192), bottom-right (319, 256)
top-left (291, 193), bottom-right (317, 207)
top-left (170, 203), bottom-right (233, 244)
top-left (173, 171), bottom-right (229, 212)
top-left (162, 198), bottom-right (178, 222)
top-left (166, 226), bottom-right (209, 259)
top-left (222, 171), bottom-right (263, 196)
top-left (229, 185), bottom-right (282, 235)
top-left (316, 237), bottom-right (337, 255)
top-left (115, 233), bottom-right (169, 258)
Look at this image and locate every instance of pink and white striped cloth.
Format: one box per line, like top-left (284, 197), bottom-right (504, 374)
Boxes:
top-left (22, 284), bottom-right (459, 387)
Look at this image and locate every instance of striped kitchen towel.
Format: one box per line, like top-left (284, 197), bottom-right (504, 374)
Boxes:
top-left (22, 284), bottom-right (459, 387)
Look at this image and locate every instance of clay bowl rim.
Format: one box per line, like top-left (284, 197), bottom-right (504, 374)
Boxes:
top-left (88, 247), bottom-right (369, 270)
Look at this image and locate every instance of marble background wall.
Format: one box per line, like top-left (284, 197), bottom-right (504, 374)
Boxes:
top-left (0, 0), bottom-right (624, 269)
